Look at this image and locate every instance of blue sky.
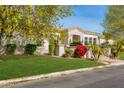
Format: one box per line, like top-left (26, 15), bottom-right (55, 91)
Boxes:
top-left (60, 5), bottom-right (108, 33)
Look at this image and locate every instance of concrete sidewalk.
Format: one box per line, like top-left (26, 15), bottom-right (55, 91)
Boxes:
top-left (99, 56), bottom-right (124, 64)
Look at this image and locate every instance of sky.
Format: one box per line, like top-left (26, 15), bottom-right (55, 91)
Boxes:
top-left (60, 5), bottom-right (108, 33)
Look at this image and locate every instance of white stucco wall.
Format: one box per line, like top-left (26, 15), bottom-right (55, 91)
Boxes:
top-left (100, 39), bottom-right (114, 44)
top-left (108, 39), bottom-right (114, 44)
top-left (34, 39), bottom-right (49, 55)
top-left (44, 40), bottom-right (49, 50)
top-left (68, 28), bottom-right (84, 44)
top-left (56, 44), bottom-right (65, 56)
top-left (99, 38), bottom-right (106, 44)
top-left (68, 28), bottom-right (99, 45)
top-left (43, 39), bottom-right (49, 53)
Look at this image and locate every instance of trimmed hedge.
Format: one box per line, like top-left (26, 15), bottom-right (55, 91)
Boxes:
top-left (49, 44), bottom-right (55, 55)
top-left (70, 41), bottom-right (81, 46)
top-left (25, 44), bottom-right (37, 55)
top-left (6, 44), bottom-right (16, 55)
top-left (65, 48), bottom-right (73, 57)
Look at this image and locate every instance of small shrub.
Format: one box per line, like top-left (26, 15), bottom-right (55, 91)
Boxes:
top-left (54, 44), bottom-right (59, 55)
top-left (49, 44), bottom-right (55, 55)
top-left (25, 44), bottom-right (37, 55)
top-left (65, 48), bottom-right (73, 57)
top-left (70, 41), bottom-right (81, 46)
top-left (6, 44), bottom-right (16, 55)
top-left (74, 44), bottom-right (87, 58)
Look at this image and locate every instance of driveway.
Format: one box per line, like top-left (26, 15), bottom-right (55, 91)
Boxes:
top-left (5, 65), bottom-right (124, 88)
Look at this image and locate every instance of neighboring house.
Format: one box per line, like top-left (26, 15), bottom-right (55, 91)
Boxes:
top-left (66, 27), bottom-right (113, 46)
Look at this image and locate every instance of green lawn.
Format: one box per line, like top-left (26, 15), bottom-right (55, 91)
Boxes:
top-left (0, 55), bottom-right (103, 80)
top-left (118, 52), bottom-right (124, 60)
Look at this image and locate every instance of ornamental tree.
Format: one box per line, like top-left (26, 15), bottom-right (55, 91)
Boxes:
top-left (89, 44), bottom-right (105, 61)
top-left (103, 5), bottom-right (124, 57)
top-left (0, 5), bottom-right (73, 56)
top-left (103, 5), bottom-right (124, 41)
top-left (0, 5), bottom-right (23, 46)
top-left (74, 44), bottom-right (87, 58)
top-left (19, 5), bottom-right (73, 45)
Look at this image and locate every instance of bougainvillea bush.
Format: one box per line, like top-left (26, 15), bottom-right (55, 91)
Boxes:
top-left (74, 44), bottom-right (87, 58)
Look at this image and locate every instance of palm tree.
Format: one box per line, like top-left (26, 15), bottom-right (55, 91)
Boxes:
top-left (89, 44), bottom-right (105, 61)
top-left (110, 40), bottom-right (124, 58)
top-left (103, 31), bottom-right (112, 42)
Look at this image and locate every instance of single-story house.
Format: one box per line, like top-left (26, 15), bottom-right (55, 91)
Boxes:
top-left (40, 27), bottom-right (114, 56)
top-left (1, 27), bottom-right (114, 56)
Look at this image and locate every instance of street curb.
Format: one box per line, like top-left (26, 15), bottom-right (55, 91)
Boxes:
top-left (0, 62), bottom-right (124, 87)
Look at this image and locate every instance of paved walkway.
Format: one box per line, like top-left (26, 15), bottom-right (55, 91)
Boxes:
top-left (99, 56), bottom-right (124, 64)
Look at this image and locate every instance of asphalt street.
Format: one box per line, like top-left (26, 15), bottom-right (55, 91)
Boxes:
top-left (6, 65), bottom-right (124, 88)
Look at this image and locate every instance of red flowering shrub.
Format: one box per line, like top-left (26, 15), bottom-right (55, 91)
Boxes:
top-left (74, 44), bottom-right (87, 58)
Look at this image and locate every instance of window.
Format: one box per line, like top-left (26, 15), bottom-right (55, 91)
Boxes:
top-left (89, 37), bottom-right (92, 44)
top-left (72, 35), bottom-right (80, 42)
top-left (93, 38), bottom-right (97, 44)
top-left (84, 37), bottom-right (88, 45)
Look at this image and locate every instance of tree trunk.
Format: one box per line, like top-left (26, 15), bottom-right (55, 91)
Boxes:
top-left (116, 45), bottom-right (122, 57)
top-left (0, 28), bottom-right (4, 56)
